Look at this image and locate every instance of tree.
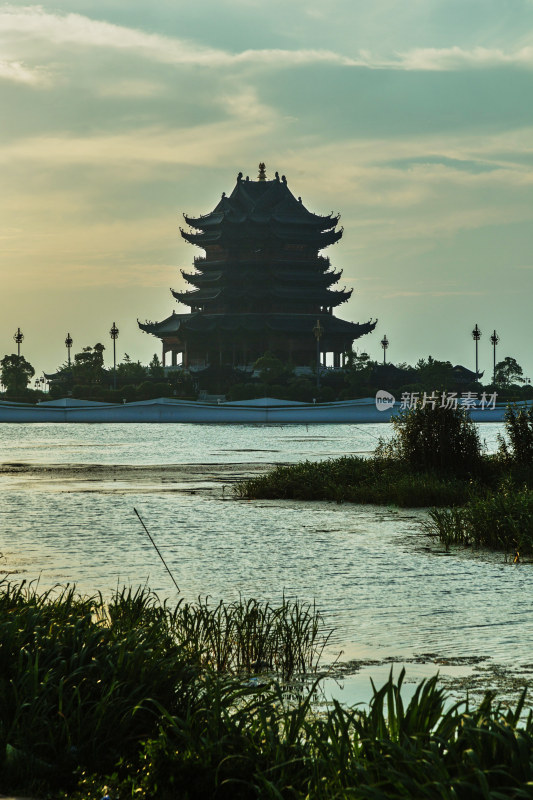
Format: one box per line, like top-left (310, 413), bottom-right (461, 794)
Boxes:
top-left (1, 354), bottom-right (35, 396)
top-left (494, 356), bottom-right (524, 387)
top-left (149, 354), bottom-right (165, 381)
top-left (414, 356), bottom-right (455, 390)
top-left (71, 343), bottom-right (106, 386)
top-left (253, 352), bottom-right (292, 385)
top-left (344, 350), bottom-right (375, 396)
top-left (116, 357), bottom-right (147, 385)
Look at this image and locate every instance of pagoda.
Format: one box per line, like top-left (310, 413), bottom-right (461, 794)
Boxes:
top-left (139, 164), bottom-right (376, 370)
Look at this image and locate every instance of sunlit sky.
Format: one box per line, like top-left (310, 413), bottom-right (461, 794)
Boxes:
top-left (3, 1), bottom-right (533, 381)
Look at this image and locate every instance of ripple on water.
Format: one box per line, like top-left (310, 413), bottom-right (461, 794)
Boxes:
top-left (0, 421), bottom-right (527, 701)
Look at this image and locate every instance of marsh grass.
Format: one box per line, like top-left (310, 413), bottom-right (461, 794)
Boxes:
top-left (0, 582), bottom-right (328, 796)
top-left (70, 669), bottom-right (533, 800)
top-left (172, 594), bottom-right (330, 677)
top-left (237, 456), bottom-right (475, 507)
top-left (238, 404), bottom-right (533, 512)
top-left (2, 582), bottom-right (533, 798)
top-left (427, 484), bottom-right (533, 555)
top-left (499, 404), bottom-right (533, 465)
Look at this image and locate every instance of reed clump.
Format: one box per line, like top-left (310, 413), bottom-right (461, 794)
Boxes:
top-left (0, 582), bottom-right (533, 800)
top-left (427, 483), bottom-right (533, 556)
top-left (69, 669), bottom-right (533, 800)
top-left (237, 456), bottom-right (472, 507)
top-left (239, 404), bottom-right (533, 517)
top-left (0, 582), bottom-right (328, 797)
top-left (2, 581), bottom-right (533, 798)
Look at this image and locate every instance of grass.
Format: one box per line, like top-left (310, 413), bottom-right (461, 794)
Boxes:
top-left (239, 405), bottom-right (533, 555)
top-left (426, 484), bottom-right (533, 557)
top-left (237, 456), bottom-right (479, 507)
top-left (2, 581), bottom-right (533, 799)
top-left (0, 582), bottom-right (328, 797)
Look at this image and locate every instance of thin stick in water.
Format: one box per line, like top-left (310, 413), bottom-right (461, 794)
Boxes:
top-left (133, 507), bottom-right (180, 593)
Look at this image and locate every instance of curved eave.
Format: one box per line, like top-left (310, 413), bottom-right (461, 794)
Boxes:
top-left (183, 211), bottom-right (225, 229)
top-left (171, 288), bottom-right (222, 304)
top-left (272, 212), bottom-right (340, 231)
top-left (179, 313), bottom-right (377, 339)
top-left (137, 313), bottom-right (188, 336)
top-left (181, 268), bottom-right (342, 289)
top-left (180, 225), bottom-right (342, 249)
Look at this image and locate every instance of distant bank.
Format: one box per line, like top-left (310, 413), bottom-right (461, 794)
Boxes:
top-left (0, 396), bottom-right (511, 423)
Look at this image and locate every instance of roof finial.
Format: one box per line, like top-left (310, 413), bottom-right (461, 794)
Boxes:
top-left (258, 162), bottom-right (266, 181)
top-left (237, 171), bottom-right (243, 183)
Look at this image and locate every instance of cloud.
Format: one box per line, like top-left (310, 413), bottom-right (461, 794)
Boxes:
top-left (390, 45), bottom-right (533, 71)
top-left (0, 58), bottom-right (48, 84)
top-left (0, 6), bottom-right (357, 69)
top-left (3, 5), bottom-right (533, 78)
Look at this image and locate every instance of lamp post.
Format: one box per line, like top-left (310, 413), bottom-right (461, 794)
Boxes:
top-left (490, 330), bottom-right (499, 384)
top-left (110, 322), bottom-right (119, 390)
top-left (65, 332), bottom-right (73, 367)
top-left (472, 324), bottom-right (481, 379)
top-left (313, 319), bottom-right (324, 388)
top-left (13, 327), bottom-right (24, 356)
top-left (380, 334), bottom-right (389, 366)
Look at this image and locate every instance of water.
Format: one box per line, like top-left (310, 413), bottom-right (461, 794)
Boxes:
top-left (1, 422), bottom-right (529, 703)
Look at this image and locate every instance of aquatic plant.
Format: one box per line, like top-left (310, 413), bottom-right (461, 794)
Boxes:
top-left (499, 404), bottom-right (533, 466)
top-left (426, 483), bottom-right (533, 555)
top-left (378, 401), bottom-right (484, 476)
top-left (171, 594), bottom-right (330, 677)
top-left (238, 456), bottom-right (472, 507)
top-left (0, 582), bottom-right (327, 795)
top-left (2, 581), bottom-right (533, 799)
top-left (69, 670), bottom-right (533, 800)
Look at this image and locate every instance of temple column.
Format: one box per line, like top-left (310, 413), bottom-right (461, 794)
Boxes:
top-left (162, 347), bottom-right (166, 367)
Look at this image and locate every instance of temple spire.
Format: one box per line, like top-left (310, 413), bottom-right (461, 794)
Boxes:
top-left (257, 162), bottom-right (267, 181)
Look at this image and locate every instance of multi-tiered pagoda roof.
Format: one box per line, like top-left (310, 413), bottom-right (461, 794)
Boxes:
top-left (139, 164), bottom-right (376, 370)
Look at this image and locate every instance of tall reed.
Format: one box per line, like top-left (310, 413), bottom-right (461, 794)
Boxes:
top-left (426, 483), bottom-right (533, 554)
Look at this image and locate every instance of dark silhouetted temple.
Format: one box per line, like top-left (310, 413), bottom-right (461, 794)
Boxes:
top-left (139, 164), bottom-right (376, 369)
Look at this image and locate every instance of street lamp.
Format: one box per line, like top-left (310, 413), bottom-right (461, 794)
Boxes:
top-left (110, 322), bottom-right (119, 390)
top-left (380, 334), bottom-right (389, 366)
top-left (313, 319), bottom-right (324, 388)
top-left (13, 327), bottom-right (24, 356)
top-left (472, 324), bottom-right (481, 379)
top-left (65, 332), bottom-right (73, 367)
top-left (490, 329), bottom-right (499, 384)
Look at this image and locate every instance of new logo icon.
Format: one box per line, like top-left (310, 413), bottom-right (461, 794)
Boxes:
top-left (375, 390), bottom-right (395, 412)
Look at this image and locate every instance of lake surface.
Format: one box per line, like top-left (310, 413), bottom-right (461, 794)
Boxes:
top-left (0, 422), bottom-right (530, 704)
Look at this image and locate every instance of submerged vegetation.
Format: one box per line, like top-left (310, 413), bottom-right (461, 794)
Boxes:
top-left (2, 581), bottom-right (533, 799)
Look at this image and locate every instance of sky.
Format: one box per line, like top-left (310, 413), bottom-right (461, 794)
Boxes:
top-left (2, 0), bottom-right (533, 381)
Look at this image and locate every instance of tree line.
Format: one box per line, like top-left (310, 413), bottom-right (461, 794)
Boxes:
top-left (0, 347), bottom-right (530, 403)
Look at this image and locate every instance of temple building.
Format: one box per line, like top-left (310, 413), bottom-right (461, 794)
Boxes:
top-left (138, 164), bottom-right (376, 370)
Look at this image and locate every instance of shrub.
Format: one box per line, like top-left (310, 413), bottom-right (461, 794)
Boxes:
top-left (380, 402), bottom-right (483, 476)
top-left (498, 404), bottom-right (533, 466)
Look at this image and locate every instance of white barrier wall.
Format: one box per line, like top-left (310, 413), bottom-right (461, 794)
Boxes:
top-left (0, 397), bottom-right (508, 423)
